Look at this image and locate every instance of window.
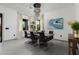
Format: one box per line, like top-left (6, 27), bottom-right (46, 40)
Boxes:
top-left (23, 19), bottom-right (28, 30)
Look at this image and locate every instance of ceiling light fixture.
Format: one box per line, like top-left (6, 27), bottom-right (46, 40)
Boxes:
top-left (33, 3), bottom-right (41, 20)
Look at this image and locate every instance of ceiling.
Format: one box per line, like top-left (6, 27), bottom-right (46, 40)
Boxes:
top-left (0, 3), bottom-right (75, 15)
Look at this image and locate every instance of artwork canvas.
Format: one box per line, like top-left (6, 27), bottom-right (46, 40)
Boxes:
top-left (48, 18), bottom-right (64, 29)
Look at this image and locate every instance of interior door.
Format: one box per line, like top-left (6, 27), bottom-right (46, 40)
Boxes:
top-left (0, 14), bottom-right (2, 42)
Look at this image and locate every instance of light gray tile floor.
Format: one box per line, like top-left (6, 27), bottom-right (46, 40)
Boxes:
top-left (0, 38), bottom-right (77, 55)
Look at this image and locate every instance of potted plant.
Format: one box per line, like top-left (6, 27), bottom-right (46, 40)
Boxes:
top-left (30, 21), bottom-right (36, 31)
top-left (71, 22), bottom-right (79, 38)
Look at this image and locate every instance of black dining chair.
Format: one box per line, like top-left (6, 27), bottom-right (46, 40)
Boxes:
top-left (48, 31), bottom-right (54, 39)
top-left (24, 31), bottom-right (30, 38)
top-left (49, 31), bottom-right (53, 34)
top-left (24, 31), bottom-right (27, 38)
top-left (30, 32), bottom-right (38, 44)
top-left (39, 31), bottom-right (53, 47)
top-left (39, 31), bottom-right (48, 47)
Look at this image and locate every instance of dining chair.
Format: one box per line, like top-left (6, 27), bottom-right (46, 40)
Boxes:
top-left (39, 31), bottom-right (48, 47)
top-left (24, 31), bottom-right (30, 38)
top-left (49, 31), bottom-right (53, 34)
top-left (30, 32), bottom-right (38, 44)
top-left (39, 31), bottom-right (53, 47)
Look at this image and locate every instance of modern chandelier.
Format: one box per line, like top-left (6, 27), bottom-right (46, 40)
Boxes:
top-left (33, 3), bottom-right (41, 20)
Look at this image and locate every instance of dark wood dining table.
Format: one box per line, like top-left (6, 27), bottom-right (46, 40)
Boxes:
top-left (68, 34), bottom-right (79, 55)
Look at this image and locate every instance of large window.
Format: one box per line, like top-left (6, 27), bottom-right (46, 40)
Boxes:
top-left (23, 19), bottom-right (28, 30)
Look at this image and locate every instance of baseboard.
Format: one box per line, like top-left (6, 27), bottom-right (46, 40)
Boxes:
top-left (3, 39), bottom-right (17, 42)
top-left (53, 39), bottom-right (68, 42)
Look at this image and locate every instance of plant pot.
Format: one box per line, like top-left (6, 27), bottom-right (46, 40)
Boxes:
top-left (73, 30), bottom-right (79, 38)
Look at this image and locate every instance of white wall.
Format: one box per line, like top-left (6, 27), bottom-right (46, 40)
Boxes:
top-left (44, 5), bottom-right (76, 41)
top-left (17, 13), bottom-right (30, 39)
top-left (0, 4), bottom-right (78, 41)
top-left (76, 4), bottom-right (79, 21)
top-left (0, 6), bottom-right (17, 41)
top-left (17, 13), bottom-right (25, 39)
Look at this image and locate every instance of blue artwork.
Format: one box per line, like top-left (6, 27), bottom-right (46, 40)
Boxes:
top-left (48, 18), bottom-right (63, 29)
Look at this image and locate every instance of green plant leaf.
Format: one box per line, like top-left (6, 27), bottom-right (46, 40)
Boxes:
top-left (71, 22), bottom-right (79, 31)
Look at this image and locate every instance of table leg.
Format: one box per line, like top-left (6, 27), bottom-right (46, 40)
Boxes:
top-left (68, 40), bottom-right (77, 55)
top-left (68, 40), bottom-right (72, 55)
top-left (72, 41), bottom-right (77, 55)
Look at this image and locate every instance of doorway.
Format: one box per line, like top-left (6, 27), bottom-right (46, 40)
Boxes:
top-left (0, 13), bottom-right (2, 42)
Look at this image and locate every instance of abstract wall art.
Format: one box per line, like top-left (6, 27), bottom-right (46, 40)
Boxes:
top-left (48, 18), bottom-right (64, 29)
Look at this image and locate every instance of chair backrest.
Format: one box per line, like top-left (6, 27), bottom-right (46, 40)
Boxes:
top-left (30, 32), bottom-right (34, 39)
top-left (40, 31), bottom-right (45, 37)
top-left (49, 31), bottom-right (53, 34)
top-left (39, 31), bottom-right (45, 41)
top-left (25, 31), bottom-right (27, 34)
top-left (24, 31), bottom-right (27, 37)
